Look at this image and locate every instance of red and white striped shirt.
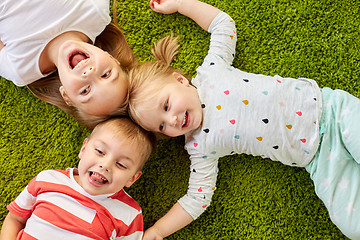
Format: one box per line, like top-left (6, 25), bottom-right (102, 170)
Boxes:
top-left (7, 168), bottom-right (143, 240)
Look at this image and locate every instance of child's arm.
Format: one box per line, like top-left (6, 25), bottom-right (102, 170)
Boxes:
top-left (0, 212), bottom-right (27, 240)
top-left (145, 2), bottom-right (222, 239)
top-left (143, 203), bottom-right (193, 239)
top-left (149, 0), bottom-right (221, 31)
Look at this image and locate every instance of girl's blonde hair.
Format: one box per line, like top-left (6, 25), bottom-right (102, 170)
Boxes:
top-left (127, 34), bottom-right (184, 128)
top-left (28, 5), bottom-right (135, 130)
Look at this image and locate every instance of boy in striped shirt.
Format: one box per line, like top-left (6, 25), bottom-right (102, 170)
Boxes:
top-left (0, 117), bottom-right (156, 240)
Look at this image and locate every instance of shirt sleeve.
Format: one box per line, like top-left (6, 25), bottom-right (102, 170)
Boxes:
top-left (7, 176), bottom-right (38, 218)
top-left (0, 47), bottom-right (16, 83)
top-left (201, 11), bottom-right (237, 67)
top-left (178, 143), bottom-right (219, 220)
top-left (116, 213), bottom-right (143, 239)
top-left (177, 11), bottom-right (237, 220)
top-left (0, 48), bottom-right (6, 77)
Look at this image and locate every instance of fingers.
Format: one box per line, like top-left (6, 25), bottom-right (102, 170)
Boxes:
top-left (149, 0), bottom-right (178, 14)
top-left (149, 0), bottom-right (160, 12)
top-left (149, 0), bottom-right (162, 13)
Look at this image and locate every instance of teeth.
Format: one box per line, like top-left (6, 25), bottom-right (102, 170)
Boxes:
top-left (74, 58), bottom-right (88, 69)
top-left (182, 113), bottom-right (187, 127)
top-left (92, 172), bottom-right (107, 182)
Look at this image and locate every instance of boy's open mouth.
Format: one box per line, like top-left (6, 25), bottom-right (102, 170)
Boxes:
top-left (89, 171), bottom-right (108, 184)
top-left (69, 50), bottom-right (89, 69)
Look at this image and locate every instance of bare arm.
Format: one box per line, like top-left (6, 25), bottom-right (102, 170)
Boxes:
top-left (143, 203), bottom-right (193, 239)
top-left (149, 0), bottom-right (221, 31)
top-left (0, 212), bottom-right (27, 240)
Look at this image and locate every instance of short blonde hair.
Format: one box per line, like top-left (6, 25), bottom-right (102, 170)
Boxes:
top-left (127, 34), bottom-right (184, 128)
top-left (90, 117), bottom-right (156, 169)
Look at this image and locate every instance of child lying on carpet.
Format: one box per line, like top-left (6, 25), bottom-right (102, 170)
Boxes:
top-left (0, 0), bottom-right (135, 128)
top-left (0, 117), bottom-right (156, 240)
top-left (127, 0), bottom-right (360, 239)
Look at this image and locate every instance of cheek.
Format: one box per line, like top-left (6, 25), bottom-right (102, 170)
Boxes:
top-left (110, 175), bottom-right (126, 190)
top-left (59, 81), bottom-right (80, 100)
top-left (77, 155), bottom-right (92, 173)
top-left (166, 129), bottom-right (178, 137)
top-left (77, 160), bottom-right (86, 175)
top-left (58, 67), bottom-right (72, 83)
top-left (137, 112), bottom-right (155, 131)
top-left (108, 85), bottom-right (127, 106)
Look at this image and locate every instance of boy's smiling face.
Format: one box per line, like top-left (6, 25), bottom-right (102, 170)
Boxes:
top-left (74, 126), bottom-right (143, 196)
top-left (135, 72), bottom-right (203, 137)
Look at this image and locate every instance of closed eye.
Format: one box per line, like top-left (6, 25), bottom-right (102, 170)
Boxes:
top-left (95, 148), bottom-right (104, 155)
top-left (116, 162), bottom-right (127, 169)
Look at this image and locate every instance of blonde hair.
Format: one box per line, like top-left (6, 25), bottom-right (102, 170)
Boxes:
top-left (127, 34), bottom-right (184, 128)
top-left (90, 117), bottom-right (156, 169)
top-left (28, 8), bottom-right (136, 130)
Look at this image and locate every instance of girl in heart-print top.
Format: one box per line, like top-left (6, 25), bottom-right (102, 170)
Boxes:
top-left (127, 0), bottom-right (360, 239)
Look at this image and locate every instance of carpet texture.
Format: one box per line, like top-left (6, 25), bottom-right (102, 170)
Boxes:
top-left (1, 0), bottom-right (359, 239)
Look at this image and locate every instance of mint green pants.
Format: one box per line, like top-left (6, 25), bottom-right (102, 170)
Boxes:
top-left (306, 87), bottom-right (360, 239)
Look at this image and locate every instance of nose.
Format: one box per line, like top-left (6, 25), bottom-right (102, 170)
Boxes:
top-left (98, 156), bottom-right (112, 172)
top-left (169, 115), bottom-right (178, 127)
top-left (82, 66), bottom-right (96, 78)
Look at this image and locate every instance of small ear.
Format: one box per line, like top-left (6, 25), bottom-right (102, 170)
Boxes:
top-left (172, 72), bottom-right (189, 86)
top-left (78, 138), bottom-right (88, 159)
top-left (59, 86), bottom-right (72, 106)
top-left (125, 171), bottom-right (142, 188)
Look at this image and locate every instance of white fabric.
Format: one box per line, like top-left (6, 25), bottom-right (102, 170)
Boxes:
top-left (177, 12), bottom-right (322, 219)
top-left (0, 0), bottom-right (111, 86)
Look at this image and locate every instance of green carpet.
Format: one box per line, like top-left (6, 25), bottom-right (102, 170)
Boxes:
top-left (1, 0), bottom-right (359, 239)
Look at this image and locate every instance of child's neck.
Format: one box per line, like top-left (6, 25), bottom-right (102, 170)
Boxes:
top-left (39, 31), bottom-right (90, 74)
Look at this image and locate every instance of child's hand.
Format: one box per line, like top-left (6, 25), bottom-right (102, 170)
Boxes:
top-left (142, 226), bottom-right (163, 240)
top-left (149, 0), bottom-right (181, 14)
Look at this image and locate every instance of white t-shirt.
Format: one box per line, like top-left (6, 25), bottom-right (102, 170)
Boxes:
top-left (0, 0), bottom-right (111, 86)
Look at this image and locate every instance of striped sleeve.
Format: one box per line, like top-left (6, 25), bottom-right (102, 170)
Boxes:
top-left (109, 190), bottom-right (144, 239)
top-left (7, 176), bottom-right (38, 218)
